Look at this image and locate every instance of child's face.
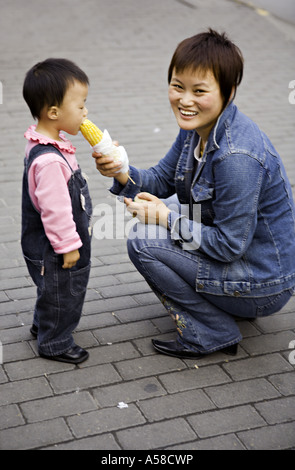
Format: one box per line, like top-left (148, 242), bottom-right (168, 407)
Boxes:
top-left (57, 80), bottom-right (88, 135)
top-left (168, 67), bottom-right (224, 141)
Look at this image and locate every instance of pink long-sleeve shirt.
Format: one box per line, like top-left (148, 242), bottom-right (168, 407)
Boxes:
top-left (24, 125), bottom-right (82, 254)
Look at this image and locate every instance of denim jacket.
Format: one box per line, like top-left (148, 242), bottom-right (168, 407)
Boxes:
top-left (111, 102), bottom-right (295, 297)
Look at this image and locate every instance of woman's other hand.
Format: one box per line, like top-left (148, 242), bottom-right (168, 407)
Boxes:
top-left (125, 192), bottom-right (170, 228)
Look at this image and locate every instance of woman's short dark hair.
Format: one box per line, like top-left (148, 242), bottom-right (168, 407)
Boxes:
top-left (23, 58), bottom-right (89, 119)
top-left (168, 29), bottom-right (244, 107)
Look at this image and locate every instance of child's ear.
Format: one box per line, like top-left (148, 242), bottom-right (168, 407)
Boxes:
top-left (47, 106), bottom-right (59, 120)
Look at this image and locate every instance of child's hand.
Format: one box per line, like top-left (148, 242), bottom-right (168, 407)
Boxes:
top-left (62, 249), bottom-right (80, 269)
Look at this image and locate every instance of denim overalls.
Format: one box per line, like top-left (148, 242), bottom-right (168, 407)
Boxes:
top-left (21, 144), bottom-right (92, 356)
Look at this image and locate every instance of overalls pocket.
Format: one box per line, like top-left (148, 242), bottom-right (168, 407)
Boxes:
top-left (23, 255), bottom-right (45, 291)
top-left (70, 263), bottom-right (91, 296)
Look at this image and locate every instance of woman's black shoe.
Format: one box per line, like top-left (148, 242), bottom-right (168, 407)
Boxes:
top-left (40, 345), bottom-right (89, 364)
top-left (152, 339), bottom-right (238, 359)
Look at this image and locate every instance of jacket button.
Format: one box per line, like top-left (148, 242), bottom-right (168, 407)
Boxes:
top-left (233, 290), bottom-right (241, 297)
top-left (197, 283), bottom-right (204, 289)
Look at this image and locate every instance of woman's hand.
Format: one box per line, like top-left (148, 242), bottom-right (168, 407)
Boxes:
top-left (92, 150), bottom-right (121, 177)
top-left (125, 192), bottom-right (171, 228)
top-left (92, 148), bottom-right (129, 186)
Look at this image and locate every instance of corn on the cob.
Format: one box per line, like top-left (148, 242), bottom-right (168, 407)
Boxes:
top-left (80, 118), bottom-right (135, 184)
top-left (80, 119), bottom-right (104, 146)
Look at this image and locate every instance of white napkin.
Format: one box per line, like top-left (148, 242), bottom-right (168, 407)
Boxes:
top-left (92, 129), bottom-right (129, 174)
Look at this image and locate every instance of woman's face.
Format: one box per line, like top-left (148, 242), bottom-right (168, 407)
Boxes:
top-left (168, 67), bottom-right (224, 142)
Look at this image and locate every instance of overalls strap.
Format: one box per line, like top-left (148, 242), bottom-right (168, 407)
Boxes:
top-left (26, 143), bottom-right (74, 173)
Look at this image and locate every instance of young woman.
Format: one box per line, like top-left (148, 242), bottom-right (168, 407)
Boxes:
top-left (93, 29), bottom-right (295, 358)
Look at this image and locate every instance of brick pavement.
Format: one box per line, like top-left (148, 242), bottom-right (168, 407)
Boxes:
top-left (0, 0), bottom-right (295, 450)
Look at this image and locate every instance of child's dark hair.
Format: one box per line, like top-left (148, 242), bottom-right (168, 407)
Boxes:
top-left (168, 29), bottom-right (244, 107)
top-left (23, 58), bottom-right (89, 119)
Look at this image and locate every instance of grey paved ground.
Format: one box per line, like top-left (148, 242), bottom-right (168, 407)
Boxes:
top-left (0, 0), bottom-right (295, 451)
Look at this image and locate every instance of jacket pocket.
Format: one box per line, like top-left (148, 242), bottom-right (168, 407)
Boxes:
top-left (70, 263), bottom-right (91, 296)
top-left (191, 180), bottom-right (215, 225)
top-left (223, 281), bottom-right (251, 296)
top-left (191, 180), bottom-right (214, 203)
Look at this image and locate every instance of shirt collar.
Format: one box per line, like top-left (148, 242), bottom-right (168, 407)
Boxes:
top-left (24, 125), bottom-right (76, 154)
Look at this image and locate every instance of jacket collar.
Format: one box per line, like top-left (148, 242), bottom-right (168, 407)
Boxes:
top-left (205, 101), bottom-right (236, 154)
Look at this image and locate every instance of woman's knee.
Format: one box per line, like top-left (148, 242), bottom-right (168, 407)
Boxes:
top-left (126, 222), bottom-right (170, 267)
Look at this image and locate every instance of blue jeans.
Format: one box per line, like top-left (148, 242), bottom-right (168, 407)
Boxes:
top-left (127, 221), bottom-right (293, 354)
top-left (26, 251), bottom-right (90, 356)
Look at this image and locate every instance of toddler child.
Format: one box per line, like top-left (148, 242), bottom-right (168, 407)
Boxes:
top-left (22, 58), bottom-right (92, 364)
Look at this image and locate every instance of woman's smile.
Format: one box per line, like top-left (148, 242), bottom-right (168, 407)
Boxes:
top-left (169, 68), bottom-right (224, 141)
top-left (179, 108), bottom-right (199, 118)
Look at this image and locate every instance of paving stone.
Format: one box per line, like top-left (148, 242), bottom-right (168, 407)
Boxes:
top-left (205, 378), bottom-right (281, 408)
top-left (78, 341), bottom-right (140, 367)
top-left (159, 365), bottom-right (231, 393)
top-left (98, 281), bottom-right (152, 298)
top-left (4, 358), bottom-right (74, 381)
top-left (93, 320), bottom-right (159, 344)
top-left (44, 433), bottom-right (121, 450)
top-left (116, 418), bottom-right (197, 450)
top-left (93, 377), bottom-right (166, 407)
top-left (0, 377), bottom-right (53, 406)
top-left (169, 434), bottom-right (245, 450)
top-left (255, 311), bottom-right (295, 333)
top-left (47, 364), bottom-right (122, 394)
top-left (1, 341), bottom-right (35, 363)
top-left (114, 304), bottom-right (167, 323)
top-left (68, 404), bottom-right (145, 438)
top-left (78, 313), bottom-right (120, 333)
top-left (268, 372), bottom-right (295, 396)
top-left (114, 355), bottom-right (186, 380)
top-left (82, 296), bottom-right (138, 315)
top-left (238, 422), bottom-right (295, 450)
top-left (138, 389), bottom-right (216, 422)
top-left (0, 366), bottom-right (8, 384)
top-left (20, 391), bottom-right (98, 423)
top-left (223, 353), bottom-right (293, 380)
top-left (0, 418), bottom-right (72, 450)
top-left (241, 331), bottom-right (295, 355)
top-left (254, 396), bottom-right (295, 425)
top-left (0, 404), bottom-right (25, 430)
top-left (187, 405), bottom-right (265, 438)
